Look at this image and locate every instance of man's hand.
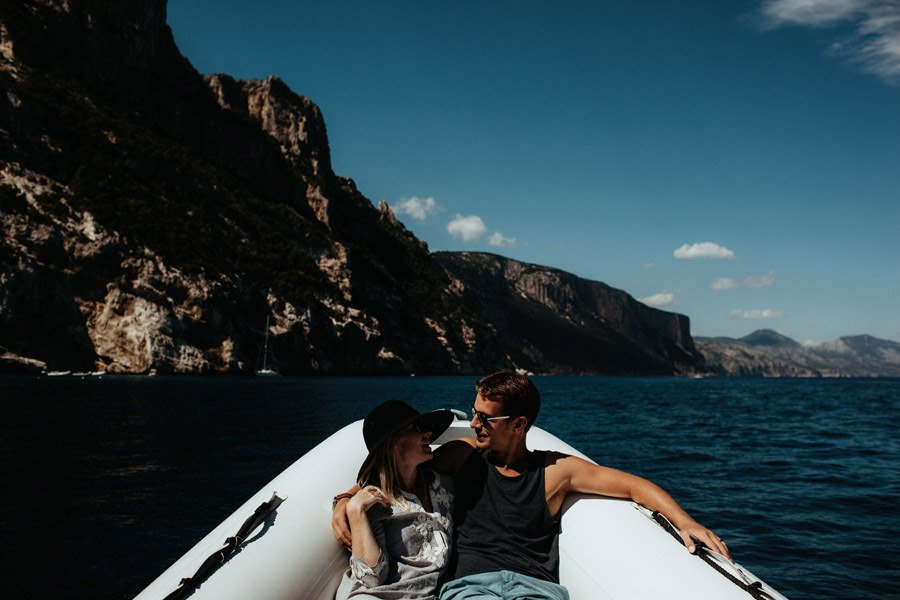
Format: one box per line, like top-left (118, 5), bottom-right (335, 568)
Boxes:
top-left (679, 521), bottom-right (731, 560)
top-left (332, 496), bottom-right (352, 548)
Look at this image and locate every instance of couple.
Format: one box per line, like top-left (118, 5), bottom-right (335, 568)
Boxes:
top-left (332, 372), bottom-right (730, 600)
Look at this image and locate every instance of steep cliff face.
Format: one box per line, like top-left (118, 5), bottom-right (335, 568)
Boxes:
top-left (434, 252), bottom-right (704, 375)
top-left (0, 0), bottom-right (497, 374)
top-left (0, 1), bottom-right (703, 375)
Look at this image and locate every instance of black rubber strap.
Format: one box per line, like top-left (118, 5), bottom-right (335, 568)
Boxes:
top-left (162, 492), bottom-right (285, 600)
top-left (651, 511), bottom-right (778, 600)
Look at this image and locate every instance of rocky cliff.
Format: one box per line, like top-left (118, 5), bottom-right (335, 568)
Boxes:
top-left (0, 0), bottom-right (702, 375)
top-left (434, 252), bottom-right (703, 375)
top-left (0, 0), bottom-right (495, 374)
top-left (696, 330), bottom-right (900, 377)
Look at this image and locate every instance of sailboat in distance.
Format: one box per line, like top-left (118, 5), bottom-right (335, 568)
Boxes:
top-left (256, 315), bottom-right (279, 377)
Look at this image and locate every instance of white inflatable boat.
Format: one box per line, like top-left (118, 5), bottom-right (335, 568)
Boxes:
top-left (135, 414), bottom-right (789, 600)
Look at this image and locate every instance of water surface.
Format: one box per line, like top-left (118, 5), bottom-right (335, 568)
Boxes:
top-left (1, 375), bottom-right (897, 599)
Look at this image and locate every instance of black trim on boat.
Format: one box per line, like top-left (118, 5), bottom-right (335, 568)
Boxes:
top-left (651, 511), bottom-right (778, 600)
top-left (162, 492), bottom-right (286, 600)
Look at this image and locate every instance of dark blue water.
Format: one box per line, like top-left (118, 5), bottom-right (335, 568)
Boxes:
top-left (1, 375), bottom-right (897, 599)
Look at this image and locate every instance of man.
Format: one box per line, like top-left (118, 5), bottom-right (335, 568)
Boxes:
top-left (333, 372), bottom-right (730, 600)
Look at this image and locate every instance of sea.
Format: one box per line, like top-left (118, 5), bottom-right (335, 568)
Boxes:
top-left (1, 375), bottom-right (897, 600)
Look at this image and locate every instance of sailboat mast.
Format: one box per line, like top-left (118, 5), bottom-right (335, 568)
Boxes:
top-left (262, 315), bottom-right (270, 371)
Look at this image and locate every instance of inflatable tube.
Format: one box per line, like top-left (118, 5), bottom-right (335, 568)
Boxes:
top-left (135, 417), bottom-right (788, 600)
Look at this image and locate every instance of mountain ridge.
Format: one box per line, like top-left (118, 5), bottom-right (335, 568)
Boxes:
top-left (0, 0), bottom-right (702, 376)
top-left (695, 330), bottom-right (900, 377)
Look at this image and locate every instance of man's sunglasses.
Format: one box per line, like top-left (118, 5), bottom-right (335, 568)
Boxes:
top-left (470, 406), bottom-right (511, 424)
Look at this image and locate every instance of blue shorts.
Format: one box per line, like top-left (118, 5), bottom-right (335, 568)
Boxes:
top-left (439, 570), bottom-right (570, 600)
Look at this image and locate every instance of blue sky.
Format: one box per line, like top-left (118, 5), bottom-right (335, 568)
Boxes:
top-left (168, 1), bottom-right (900, 343)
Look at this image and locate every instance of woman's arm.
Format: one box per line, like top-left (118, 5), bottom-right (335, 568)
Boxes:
top-left (346, 486), bottom-right (387, 568)
top-left (333, 438), bottom-right (474, 547)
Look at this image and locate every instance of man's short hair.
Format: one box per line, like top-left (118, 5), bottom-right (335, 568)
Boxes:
top-left (475, 371), bottom-right (540, 428)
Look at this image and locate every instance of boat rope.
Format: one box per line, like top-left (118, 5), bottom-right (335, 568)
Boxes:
top-left (651, 511), bottom-right (779, 600)
top-left (162, 492), bottom-right (285, 600)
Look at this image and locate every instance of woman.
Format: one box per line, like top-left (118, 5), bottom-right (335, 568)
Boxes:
top-left (334, 400), bottom-right (455, 600)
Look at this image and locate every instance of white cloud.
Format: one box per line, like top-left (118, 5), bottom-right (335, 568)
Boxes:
top-left (643, 262), bottom-right (657, 269)
top-left (673, 242), bottom-right (736, 259)
top-left (447, 214), bottom-right (487, 242)
top-left (759, 0), bottom-right (900, 86)
top-left (488, 231), bottom-right (517, 248)
top-left (640, 292), bottom-right (676, 307)
top-left (761, 0), bottom-right (861, 26)
top-left (712, 271), bottom-right (777, 290)
top-left (744, 271), bottom-right (777, 287)
top-left (711, 277), bottom-right (739, 290)
top-left (391, 196), bottom-right (442, 222)
top-left (730, 309), bottom-right (785, 319)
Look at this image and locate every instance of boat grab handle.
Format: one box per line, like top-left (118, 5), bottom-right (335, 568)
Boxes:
top-left (162, 492), bottom-right (286, 600)
top-left (649, 509), bottom-right (779, 600)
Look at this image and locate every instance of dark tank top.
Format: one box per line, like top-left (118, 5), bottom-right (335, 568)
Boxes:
top-left (451, 449), bottom-right (560, 583)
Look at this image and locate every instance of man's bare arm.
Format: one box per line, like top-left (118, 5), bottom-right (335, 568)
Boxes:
top-left (331, 483), bottom-right (360, 548)
top-left (554, 454), bottom-right (731, 559)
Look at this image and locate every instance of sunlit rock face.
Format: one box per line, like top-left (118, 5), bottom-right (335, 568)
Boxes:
top-left (434, 252), bottom-right (704, 375)
top-left (0, 1), bottom-right (705, 375)
top-left (696, 331), bottom-right (900, 377)
top-left (0, 0), bottom-right (489, 374)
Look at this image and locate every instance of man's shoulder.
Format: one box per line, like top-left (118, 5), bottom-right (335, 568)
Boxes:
top-left (430, 437), bottom-right (477, 475)
top-left (537, 449), bottom-right (572, 468)
top-left (540, 451), bottom-right (595, 480)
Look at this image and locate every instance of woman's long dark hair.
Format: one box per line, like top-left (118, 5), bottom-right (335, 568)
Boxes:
top-left (357, 434), bottom-right (409, 508)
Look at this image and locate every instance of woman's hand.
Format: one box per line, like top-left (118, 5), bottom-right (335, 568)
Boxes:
top-left (347, 485), bottom-right (389, 515)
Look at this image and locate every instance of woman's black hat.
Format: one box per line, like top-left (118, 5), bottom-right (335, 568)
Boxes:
top-left (357, 400), bottom-right (454, 481)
